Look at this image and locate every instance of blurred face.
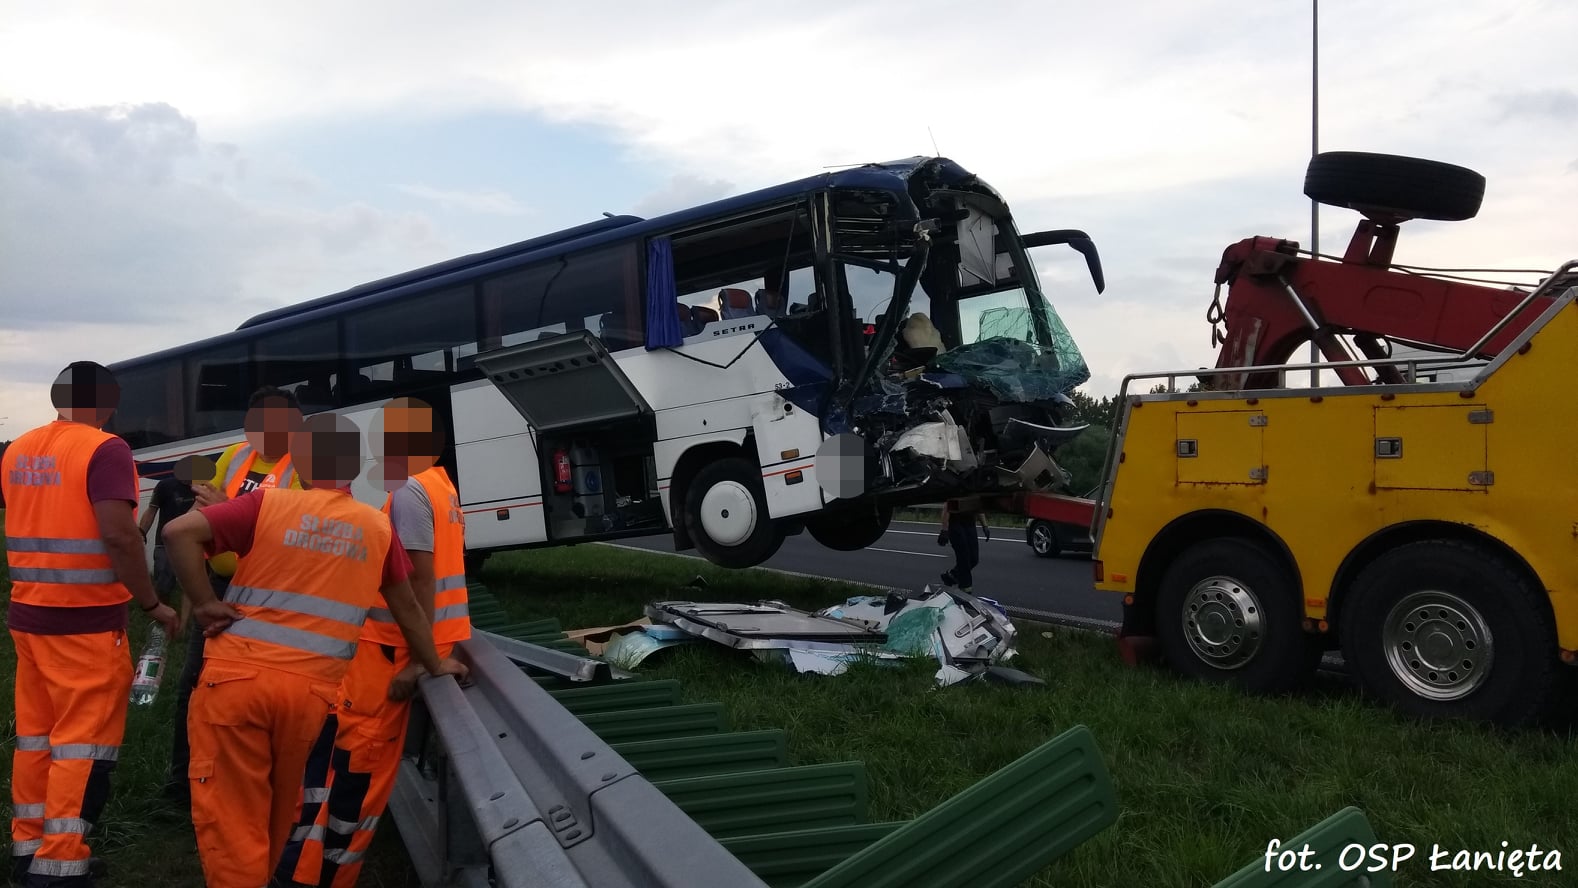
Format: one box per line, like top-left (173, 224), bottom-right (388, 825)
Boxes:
top-left (376, 397), bottom-right (442, 491)
top-left (244, 396), bottom-right (304, 459)
top-left (51, 363), bottom-right (120, 428)
top-left (289, 413), bottom-right (363, 490)
top-left (173, 454), bottom-right (216, 484)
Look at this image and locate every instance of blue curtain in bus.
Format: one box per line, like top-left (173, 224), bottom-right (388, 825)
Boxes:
top-left (645, 237), bottom-right (683, 349)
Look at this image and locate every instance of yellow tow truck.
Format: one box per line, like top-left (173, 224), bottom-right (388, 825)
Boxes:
top-left (1091, 151), bottom-right (1578, 727)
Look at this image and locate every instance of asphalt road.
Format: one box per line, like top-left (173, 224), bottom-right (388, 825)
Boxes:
top-left (609, 519), bottom-right (1122, 629)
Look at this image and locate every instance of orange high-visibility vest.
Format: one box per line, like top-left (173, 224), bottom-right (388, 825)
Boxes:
top-left (222, 444), bottom-right (297, 497)
top-left (364, 466), bottom-right (471, 647)
top-left (204, 487), bottom-right (392, 682)
top-left (2, 421), bottom-right (135, 608)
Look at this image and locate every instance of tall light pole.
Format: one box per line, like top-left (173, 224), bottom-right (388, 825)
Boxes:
top-left (1309, 0), bottom-right (1321, 387)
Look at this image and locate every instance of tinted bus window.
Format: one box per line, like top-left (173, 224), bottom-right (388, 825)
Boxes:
top-left (186, 341), bottom-right (253, 437)
top-left (344, 285), bottom-right (479, 403)
top-left (110, 360), bottom-right (186, 450)
top-left (255, 319), bottom-right (340, 413)
top-left (481, 244), bottom-right (642, 352)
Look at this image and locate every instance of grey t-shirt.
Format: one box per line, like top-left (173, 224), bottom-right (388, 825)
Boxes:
top-left (389, 477), bottom-right (435, 554)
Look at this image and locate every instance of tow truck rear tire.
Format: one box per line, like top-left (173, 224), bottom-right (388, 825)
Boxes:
top-left (1304, 151), bottom-right (1485, 222)
top-left (1155, 537), bottom-right (1320, 694)
top-left (1339, 539), bottom-right (1560, 728)
top-left (683, 457), bottom-right (784, 569)
top-left (804, 503), bottom-right (893, 552)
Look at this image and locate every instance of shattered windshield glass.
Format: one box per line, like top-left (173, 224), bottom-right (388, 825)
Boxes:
top-left (944, 286), bottom-right (1091, 396)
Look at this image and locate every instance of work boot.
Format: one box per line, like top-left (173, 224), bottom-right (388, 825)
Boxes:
top-left (940, 570), bottom-right (956, 587)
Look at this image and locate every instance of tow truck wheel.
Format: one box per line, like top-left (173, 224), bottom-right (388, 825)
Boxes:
top-left (1156, 538), bottom-right (1319, 694)
top-left (1027, 520), bottom-right (1058, 558)
top-left (1339, 540), bottom-right (1560, 728)
top-left (1304, 151), bottom-right (1485, 222)
top-left (804, 503), bottom-right (892, 552)
top-left (683, 457), bottom-right (784, 569)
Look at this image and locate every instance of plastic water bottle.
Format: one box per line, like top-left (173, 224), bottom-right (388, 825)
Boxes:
top-left (130, 625), bottom-right (167, 706)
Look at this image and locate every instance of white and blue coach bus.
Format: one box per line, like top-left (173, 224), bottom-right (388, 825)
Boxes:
top-left (106, 156), bottom-right (1105, 569)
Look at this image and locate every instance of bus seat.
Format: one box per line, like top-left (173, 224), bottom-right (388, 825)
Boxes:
top-left (295, 381), bottom-right (334, 410)
top-left (675, 303), bottom-right (699, 336)
top-left (692, 306), bottom-right (719, 326)
top-left (719, 288), bottom-right (754, 320)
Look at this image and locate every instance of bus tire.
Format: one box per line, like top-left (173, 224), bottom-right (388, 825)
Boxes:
top-left (804, 504), bottom-right (892, 552)
top-left (683, 457), bottom-right (783, 569)
top-left (1339, 539), bottom-right (1559, 728)
top-left (1155, 537), bottom-right (1318, 694)
top-left (1303, 151), bottom-right (1484, 222)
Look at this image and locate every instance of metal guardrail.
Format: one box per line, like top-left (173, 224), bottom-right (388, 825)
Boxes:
top-left (390, 632), bottom-right (769, 888)
top-left (482, 629), bottom-right (634, 683)
top-left (385, 584), bottom-right (1130, 887)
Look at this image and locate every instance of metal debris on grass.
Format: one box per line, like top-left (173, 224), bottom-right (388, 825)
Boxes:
top-left (609, 586), bottom-right (1038, 687)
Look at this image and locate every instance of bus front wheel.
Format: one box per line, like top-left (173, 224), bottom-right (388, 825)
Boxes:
top-left (804, 504), bottom-right (892, 552)
top-left (1339, 539), bottom-right (1560, 728)
top-left (683, 457), bottom-right (784, 569)
top-left (1155, 537), bottom-right (1319, 694)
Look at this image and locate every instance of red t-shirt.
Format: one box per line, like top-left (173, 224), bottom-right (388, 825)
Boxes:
top-left (8, 436), bottom-right (140, 635)
top-left (199, 488), bottom-right (413, 586)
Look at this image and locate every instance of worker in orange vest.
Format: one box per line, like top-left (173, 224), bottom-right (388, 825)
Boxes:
top-left (276, 397), bottom-right (472, 887)
top-left (164, 385), bottom-right (307, 804)
top-left (3, 362), bottom-right (180, 888)
top-left (161, 411), bottom-right (468, 888)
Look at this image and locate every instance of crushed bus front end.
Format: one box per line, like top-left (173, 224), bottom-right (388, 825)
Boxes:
top-left (819, 156), bottom-right (1102, 506)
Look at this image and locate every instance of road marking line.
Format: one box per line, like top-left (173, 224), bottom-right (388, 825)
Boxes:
top-left (885, 529), bottom-right (1022, 544)
top-left (867, 546), bottom-right (946, 558)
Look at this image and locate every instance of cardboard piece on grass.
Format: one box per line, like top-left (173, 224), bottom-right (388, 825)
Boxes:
top-left (566, 618), bottom-right (653, 655)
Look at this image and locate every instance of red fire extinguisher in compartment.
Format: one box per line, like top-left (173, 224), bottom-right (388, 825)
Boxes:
top-left (553, 448), bottom-right (573, 494)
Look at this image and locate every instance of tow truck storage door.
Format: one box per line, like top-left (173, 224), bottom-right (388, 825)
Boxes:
top-left (1174, 410), bottom-right (1267, 486)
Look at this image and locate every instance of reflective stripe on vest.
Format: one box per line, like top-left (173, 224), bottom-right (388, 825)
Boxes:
top-left (222, 444), bottom-right (297, 497)
top-left (1, 421), bottom-right (133, 608)
top-left (362, 466), bottom-right (471, 646)
top-left (204, 488), bottom-right (391, 681)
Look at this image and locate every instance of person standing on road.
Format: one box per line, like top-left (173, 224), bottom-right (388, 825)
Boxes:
top-left (3, 361), bottom-right (180, 888)
top-left (938, 497), bottom-right (990, 593)
top-left (138, 454), bottom-right (213, 601)
top-left (163, 386), bottom-right (305, 803)
top-left (276, 397), bottom-right (472, 887)
top-left (161, 411), bottom-right (469, 888)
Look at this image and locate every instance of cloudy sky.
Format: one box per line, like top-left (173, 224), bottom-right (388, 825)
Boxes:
top-left (2, 0), bottom-right (1574, 439)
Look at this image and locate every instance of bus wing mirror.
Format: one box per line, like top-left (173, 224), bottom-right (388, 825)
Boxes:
top-left (1022, 229), bottom-right (1106, 294)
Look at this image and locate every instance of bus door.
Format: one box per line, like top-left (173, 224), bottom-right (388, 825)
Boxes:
top-left (472, 331), bottom-right (665, 542)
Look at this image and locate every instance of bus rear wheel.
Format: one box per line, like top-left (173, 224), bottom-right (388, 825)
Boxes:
top-left (1339, 539), bottom-right (1559, 728)
top-left (1155, 537), bottom-right (1319, 694)
top-left (683, 457), bottom-right (784, 569)
top-left (804, 503), bottom-right (892, 552)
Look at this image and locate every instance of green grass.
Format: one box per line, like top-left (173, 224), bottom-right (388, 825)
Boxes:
top-left (5, 535), bottom-right (1578, 887)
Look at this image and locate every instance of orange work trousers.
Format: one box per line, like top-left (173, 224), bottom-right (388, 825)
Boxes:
top-left (9, 629), bottom-right (131, 886)
top-left (278, 641), bottom-right (452, 887)
top-left (186, 657), bottom-right (339, 888)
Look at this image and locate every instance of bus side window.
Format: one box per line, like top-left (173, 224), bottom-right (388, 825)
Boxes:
top-left (481, 244), bottom-right (642, 353)
top-left (254, 319), bottom-right (340, 413)
top-left (109, 360), bottom-right (187, 450)
top-left (186, 341), bottom-right (253, 438)
top-left (343, 285), bottom-right (478, 406)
